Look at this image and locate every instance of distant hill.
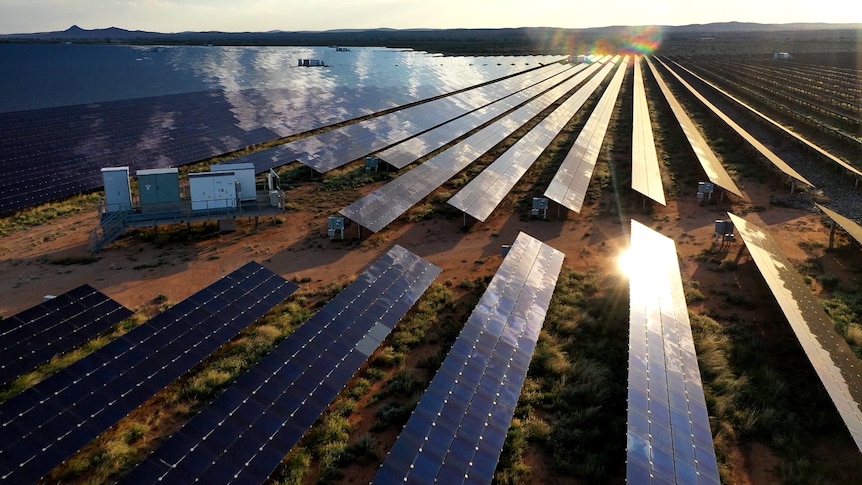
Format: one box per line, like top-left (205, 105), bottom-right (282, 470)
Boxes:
top-left (2, 23), bottom-right (859, 56)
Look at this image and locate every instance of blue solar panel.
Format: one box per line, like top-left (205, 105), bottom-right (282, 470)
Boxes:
top-left (373, 232), bottom-right (564, 484)
top-left (625, 221), bottom-right (720, 484)
top-left (0, 262), bottom-right (297, 484)
top-left (121, 245), bottom-right (441, 484)
top-left (0, 285), bottom-right (133, 387)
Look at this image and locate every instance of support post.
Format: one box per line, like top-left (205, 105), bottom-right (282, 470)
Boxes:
top-left (829, 221), bottom-right (836, 249)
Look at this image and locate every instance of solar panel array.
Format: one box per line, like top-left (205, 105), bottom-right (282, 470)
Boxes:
top-left (218, 62), bottom-right (571, 175)
top-left (0, 91), bottom-right (279, 215)
top-left (625, 220), bottom-right (720, 484)
top-left (0, 262), bottom-right (297, 483)
top-left (376, 63), bottom-right (589, 169)
top-left (544, 56), bottom-right (630, 212)
top-left (667, 59), bottom-right (862, 179)
top-left (448, 56), bottom-right (620, 221)
top-left (652, 57), bottom-right (813, 188)
top-left (643, 57), bottom-right (743, 198)
top-left (816, 203), bottom-right (862, 246)
top-left (1, 53), bottom-right (564, 215)
top-left (728, 213), bottom-right (862, 452)
top-left (630, 56), bottom-right (666, 205)
top-left (260, 63), bottom-right (574, 174)
top-left (340, 59), bottom-right (611, 233)
top-left (0, 284), bottom-right (133, 388)
top-left (122, 245), bottom-right (440, 484)
top-left (373, 232), bottom-right (564, 484)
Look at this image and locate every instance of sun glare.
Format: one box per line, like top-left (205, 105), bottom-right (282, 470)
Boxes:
top-left (617, 247), bottom-right (637, 278)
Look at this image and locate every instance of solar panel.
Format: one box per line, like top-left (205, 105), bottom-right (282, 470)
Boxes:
top-left (448, 57), bottom-right (620, 221)
top-left (120, 245), bottom-right (441, 484)
top-left (373, 232), bottom-right (564, 484)
top-left (666, 59), bottom-right (862, 180)
top-left (652, 57), bottom-right (812, 188)
top-left (643, 57), bottom-right (743, 198)
top-left (816, 204), bottom-right (862, 247)
top-left (630, 56), bottom-right (666, 205)
top-left (728, 213), bottom-right (862, 452)
top-left (340, 59), bottom-right (612, 233)
top-left (544, 56), bottom-right (629, 213)
top-left (625, 220), bottom-right (720, 484)
top-left (0, 262), bottom-right (297, 483)
top-left (0, 284), bottom-right (133, 387)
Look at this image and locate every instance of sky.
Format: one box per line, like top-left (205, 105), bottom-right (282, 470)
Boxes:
top-left (1, 0), bottom-right (860, 35)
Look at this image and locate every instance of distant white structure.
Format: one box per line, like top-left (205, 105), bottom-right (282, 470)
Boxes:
top-left (298, 59), bottom-right (325, 67)
top-left (773, 52), bottom-right (792, 59)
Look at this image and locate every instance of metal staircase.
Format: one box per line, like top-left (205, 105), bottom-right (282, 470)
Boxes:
top-left (90, 210), bottom-right (127, 253)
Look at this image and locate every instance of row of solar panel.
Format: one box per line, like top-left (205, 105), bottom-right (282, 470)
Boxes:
top-left (339, 59), bottom-right (610, 233)
top-left (651, 57), bottom-right (812, 188)
top-left (450, 56), bottom-right (623, 221)
top-left (0, 262), bottom-right (297, 483)
top-left (374, 232), bottom-right (564, 484)
top-left (0, 284), bottom-right (133, 388)
top-left (375, 63), bottom-right (585, 169)
top-left (294, 63), bottom-right (573, 173)
top-left (643, 57), bottom-right (744, 198)
top-left (220, 62), bottom-right (573, 175)
top-left (625, 221), bottom-right (720, 484)
top-left (1, 61), bottom-right (558, 215)
top-left (122, 245), bottom-right (441, 484)
top-left (544, 56), bottom-right (630, 213)
top-left (630, 56), bottom-right (666, 206)
top-left (669, 59), bottom-right (862, 180)
top-left (729, 214), bottom-right (862, 452)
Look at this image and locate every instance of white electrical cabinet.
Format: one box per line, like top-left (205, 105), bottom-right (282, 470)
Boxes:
top-left (211, 163), bottom-right (257, 201)
top-left (189, 172), bottom-right (237, 211)
top-left (101, 166), bottom-right (132, 212)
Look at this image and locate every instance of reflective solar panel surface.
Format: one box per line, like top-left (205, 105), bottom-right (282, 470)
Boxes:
top-left (449, 57), bottom-right (618, 221)
top-left (626, 220), bottom-right (720, 484)
top-left (816, 204), bottom-right (862, 246)
top-left (652, 57), bottom-right (812, 188)
top-left (340, 60), bottom-right (610, 233)
top-left (0, 262), bottom-right (297, 483)
top-left (121, 245), bottom-right (440, 484)
top-left (729, 213), bottom-right (862, 452)
top-left (630, 56), bottom-right (666, 205)
top-left (225, 62), bottom-right (572, 174)
top-left (375, 63), bottom-right (574, 169)
top-left (666, 58), bottom-right (862, 179)
top-left (0, 284), bottom-right (133, 387)
top-left (373, 232), bottom-right (564, 484)
top-left (0, 43), bottom-right (564, 215)
top-left (544, 56), bottom-right (628, 212)
top-left (643, 57), bottom-right (743, 198)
